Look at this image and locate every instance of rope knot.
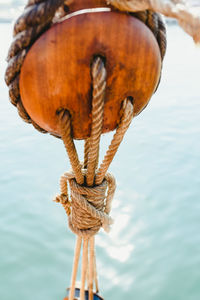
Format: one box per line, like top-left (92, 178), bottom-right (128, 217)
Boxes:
top-left (54, 171), bottom-right (116, 238)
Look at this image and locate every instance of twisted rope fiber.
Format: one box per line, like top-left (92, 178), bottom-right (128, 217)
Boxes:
top-left (55, 98), bottom-right (133, 297)
top-left (55, 59), bottom-right (133, 237)
top-left (58, 110), bottom-right (84, 185)
top-left (96, 99), bottom-right (133, 185)
top-left (55, 170), bottom-right (116, 237)
top-left (109, 0), bottom-right (200, 43)
top-left (55, 58), bottom-right (116, 238)
top-left (82, 57), bottom-right (106, 300)
top-left (55, 58), bottom-right (114, 296)
top-left (86, 57), bottom-right (107, 186)
top-left (5, 0), bottom-right (166, 136)
top-left (5, 1), bottom-right (166, 298)
top-left (54, 56), bottom-right (134, 299)
top-left (84, 139), bottom-right (90, 169)
top-left (55, 97), bottom-right (131, 299)
top-left (5, 0), bottom-right (66, 133)
top-left (65, 57), bottom-right (108, 300)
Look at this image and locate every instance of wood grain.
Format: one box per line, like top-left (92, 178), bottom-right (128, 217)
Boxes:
top-left (20, 10), bottom-right (161, 139)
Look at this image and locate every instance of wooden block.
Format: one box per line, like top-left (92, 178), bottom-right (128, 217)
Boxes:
top-left (20, 10), bottom-right (161, 139)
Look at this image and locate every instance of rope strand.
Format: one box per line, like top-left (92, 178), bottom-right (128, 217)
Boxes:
top-left (68, 236), bottom-right (82, 300)
top-left (109, 0), bottom-right (200, 43)
top-left (86, 57), bottom-right (106, 186)
top-left (59, 110), bottom-right (84, 185)
top-left (96, 99), bottom-right (133, 185)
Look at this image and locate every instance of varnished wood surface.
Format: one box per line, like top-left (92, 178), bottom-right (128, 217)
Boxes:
top-left (20, 11), bottom-right (161, 139)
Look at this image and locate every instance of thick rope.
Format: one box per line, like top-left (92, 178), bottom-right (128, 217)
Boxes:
top-left (5, 1), bottom-right (198, 298)
top-left (68, 236), bottom-right (82, 300)
top-left (58, 110), bottom-right (84, 185)
top-left (96, 99), bottom-right (133, 185)
top-left (5, 0), bottom-right (66, 133)
top-left (5, 0), bottom-right (166, 135)
top-left (54, 58), bottom-right (106, 299)
top-left (80, 238), bottom-right (89, 300)
top-left (54, 98), bottom-right (130, 298)
top-left (54, 170), bottom-right (115, 237)
top-left (86, 57), bottom-right (107, 187)
top-left (85, 56), bottom-right (106, 299)
top-left (84, 139), bottom-right (90, 169)
top-left (109, 0), bottom-right (200, 43)
top-left (54, 56), bottom-right (136, 299)
top-left (4, 2), bottom-right (167, 298)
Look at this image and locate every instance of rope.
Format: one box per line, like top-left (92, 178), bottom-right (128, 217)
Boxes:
top-left (53, 56), bottom-right (134, 299)
top-left (6, 1), bottom-right (200, 299)
top-left (96, 99), bottom-right (133, 185)
top-left (5, 2), bottom-right (198, 299)
top-left (58, 110), bottom-right (84, 185)
top-left (68, 236), bottom-right (82, 300)
top-left (84, 139), bottom-right (90, 169)
top-left (109, 0), bottom-right (200, 43)
top-left (4, 1), bottom-right (167, 298)
top-left (54, 169), bottom-right (115, 237)
top-left (80, 238), bottom-right (89, 300)
top-left (5, 0), bottom-right (166, 135)
top-left (5, 0), bottom-right (66, 134)
top-left (86, 57), bottom-right (106, 187)
top-left (89, 237), bottom-right (95, 299)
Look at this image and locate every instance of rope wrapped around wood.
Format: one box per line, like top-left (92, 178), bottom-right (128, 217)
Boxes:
top-left (5, 0), bottom-right (166, 136)
top-left (5, 0), bottom-right (66, 133)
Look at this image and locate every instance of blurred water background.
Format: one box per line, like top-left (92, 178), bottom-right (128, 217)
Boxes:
top-left (1, 1), bottom-right (200, 300)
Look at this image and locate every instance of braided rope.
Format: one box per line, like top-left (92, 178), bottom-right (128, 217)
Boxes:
top-left (5, 0), bottom-right (166, 136)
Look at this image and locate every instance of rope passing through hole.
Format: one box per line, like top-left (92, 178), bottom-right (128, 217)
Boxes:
top-left (5, 0), bottom-right (167, 136)
top-left (54, 57), bottom-right (134, 300)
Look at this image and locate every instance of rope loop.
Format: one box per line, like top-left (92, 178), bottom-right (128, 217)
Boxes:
top-left (54, 169), bottom-right (116, 238)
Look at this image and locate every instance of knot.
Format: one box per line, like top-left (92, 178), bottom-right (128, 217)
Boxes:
top-left (54, 170), bottom-right (116, 238)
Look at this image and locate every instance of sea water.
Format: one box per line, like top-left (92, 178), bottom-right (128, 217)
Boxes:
top-left (1, 9), bottom-right (200, 300)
